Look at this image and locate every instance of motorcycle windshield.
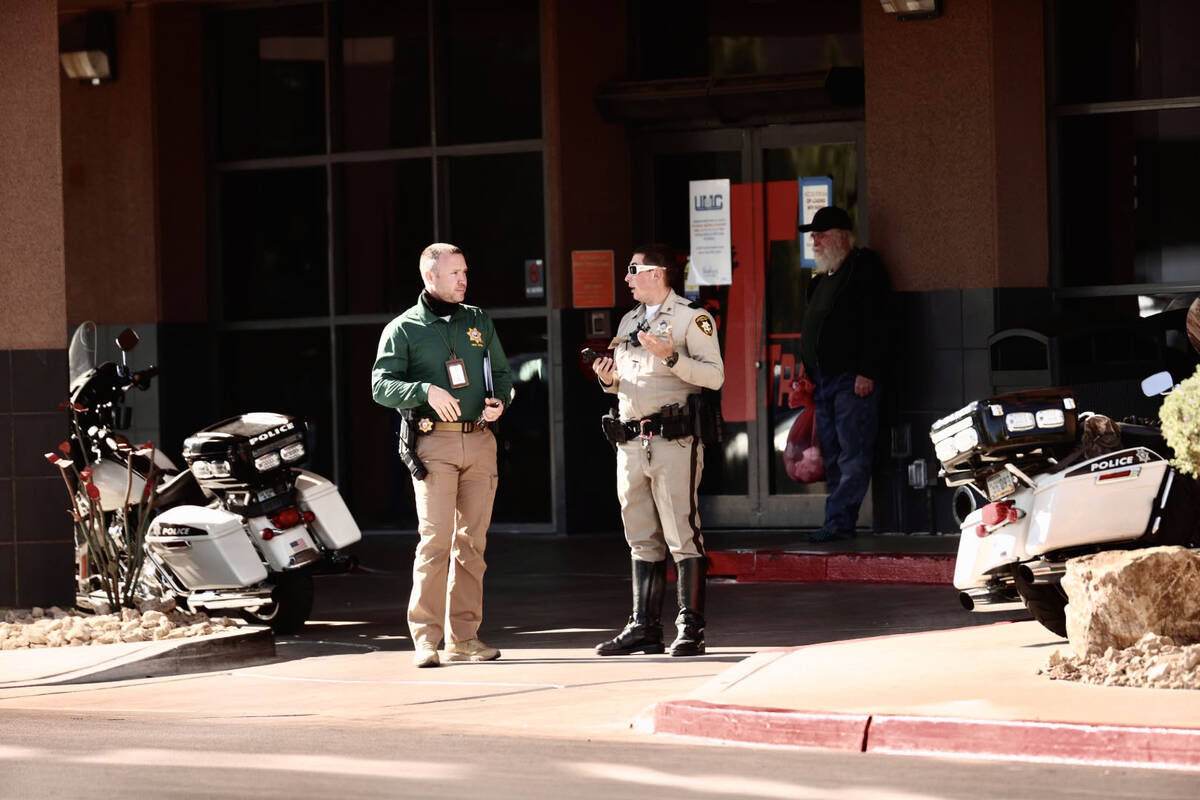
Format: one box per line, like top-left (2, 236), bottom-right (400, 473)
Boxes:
top-left (68, 321), bottom-right (98, 388)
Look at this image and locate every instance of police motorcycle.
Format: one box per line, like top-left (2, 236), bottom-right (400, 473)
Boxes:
top-left (930, 372), bottom-right (1200, 637)
top-left (61, 323), bottom-right (361, 633)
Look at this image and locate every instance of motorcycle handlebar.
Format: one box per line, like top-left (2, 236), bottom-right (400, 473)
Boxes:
top-left (130, 366), bottom-right (158, 390)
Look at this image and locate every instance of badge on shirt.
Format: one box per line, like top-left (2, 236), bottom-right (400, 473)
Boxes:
top-left (467, 327), bottom-right (485, 347)
top-left (446, 358), bottom-right (469, 389)
top-left (695, 316), bottom-right (714, 336)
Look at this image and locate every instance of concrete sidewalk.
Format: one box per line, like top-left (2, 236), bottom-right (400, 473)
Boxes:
top-left (645, 620), bottom-right (1200, 770)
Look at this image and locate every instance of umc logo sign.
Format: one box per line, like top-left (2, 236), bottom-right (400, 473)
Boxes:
top-left (693, 193), bottom-right (724, 211)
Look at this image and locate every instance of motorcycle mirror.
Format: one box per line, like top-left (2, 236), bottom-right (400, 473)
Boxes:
top-left (1141, 371), bottom-right (1175, 397)
top-left (115, 328), bottom-right (140, 352)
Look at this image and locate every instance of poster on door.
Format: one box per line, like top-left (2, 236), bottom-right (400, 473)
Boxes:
top-left (688, 179), bottom-right (732, 285)
top-left (798, 177), bottom-right (834, 267)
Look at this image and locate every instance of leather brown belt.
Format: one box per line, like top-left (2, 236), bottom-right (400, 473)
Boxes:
top-left (428, 421), bottom-right (483, 433)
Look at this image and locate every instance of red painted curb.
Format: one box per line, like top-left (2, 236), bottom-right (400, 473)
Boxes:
top-left (651, 700), bottom-right (869, 750)
top-left (705, 550), bottom-right (954, 584)
top-left (650, 701), bottom-right (1200, 770)
top-left (867, 714), bottom-right (1200, 770)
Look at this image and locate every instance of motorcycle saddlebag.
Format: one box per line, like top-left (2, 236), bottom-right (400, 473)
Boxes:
top-left (294, 470), bottom-right (362, 550)
top-left (147, 506), bottom-right (268, 590)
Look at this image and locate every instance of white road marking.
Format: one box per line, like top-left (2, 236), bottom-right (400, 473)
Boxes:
top-left (568, 763), bottom-right (945, 800)
top-left (74, 748), bottom-right (455, 780)
top-left (0, 745), bottom-right (43, 759)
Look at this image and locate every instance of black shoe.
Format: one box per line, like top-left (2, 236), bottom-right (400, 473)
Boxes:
top-left (595, 559), bottom-right (667, 656)
top-left (668, 556), bottom-right (707, 656)
top-left (595, 617), bottom-right (665, 655)
top-left (668, 610), bottom-right (705, 656)
top-left (807, 527), bottom-right (854, 543)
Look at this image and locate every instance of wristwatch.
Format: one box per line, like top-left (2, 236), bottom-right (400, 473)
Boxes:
top-left (662, 351), bottom-right (679, 368)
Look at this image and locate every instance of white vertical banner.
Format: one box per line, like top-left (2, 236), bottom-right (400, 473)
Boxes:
top-left (799, 177), bottom-right (834, 267)
top-left (688, 179), bottom-right (732, 286)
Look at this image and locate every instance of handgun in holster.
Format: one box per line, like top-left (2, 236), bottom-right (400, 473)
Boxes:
top-left (397, 408), bottom-right (428, 480)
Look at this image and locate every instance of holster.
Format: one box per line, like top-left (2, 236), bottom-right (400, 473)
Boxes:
top-left (688, 391), bottom-right (724, 445)
top-left (397, 409), bottom-right (428, 480)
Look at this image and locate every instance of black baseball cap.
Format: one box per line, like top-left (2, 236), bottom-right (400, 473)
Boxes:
top-left (798, 205), bottom-right (853, 233)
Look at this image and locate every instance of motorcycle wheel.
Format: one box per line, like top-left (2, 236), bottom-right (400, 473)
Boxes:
top-left (241, 569), bottom-right (314, 635)
top-left (1011, 565), bottom-right (1068, 638)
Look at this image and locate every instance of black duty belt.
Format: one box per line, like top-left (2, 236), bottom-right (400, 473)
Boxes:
top-left (603, 407), bottom-right (692, 446)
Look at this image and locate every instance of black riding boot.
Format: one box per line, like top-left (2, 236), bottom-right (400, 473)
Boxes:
top-left (595, 559), bottom-right (667, 655)
top-left (668, 556), bottom-right (707, 656)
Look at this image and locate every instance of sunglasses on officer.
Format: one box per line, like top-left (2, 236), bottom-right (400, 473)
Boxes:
top-left (627, 263), bottom-right (665, 275)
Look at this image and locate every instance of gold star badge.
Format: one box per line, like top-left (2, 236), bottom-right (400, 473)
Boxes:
top-left (417, 417), bottom-right (434, 433)
top-left (467, 327), bottom-right (484, 347)
top-left (695, 316), bottom-right (714, 336)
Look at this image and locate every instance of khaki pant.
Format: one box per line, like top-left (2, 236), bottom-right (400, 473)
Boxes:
top-left (408, 429), bottom-right (499, 647)
top-left (616, 435), bottom-right (705, 562)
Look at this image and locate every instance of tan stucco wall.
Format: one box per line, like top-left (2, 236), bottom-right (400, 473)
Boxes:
top-left (60, 5), bottom-right (158, 325)
top-left (0, 0), bottom-right (67, 350)
top-left (862, 0), bottom-right (1048, 291)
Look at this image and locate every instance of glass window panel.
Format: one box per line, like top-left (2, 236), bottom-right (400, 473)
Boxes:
top-left (220, 168), bottom-right (329, 321)
top-left (218, 328), bottom-right (334, 478)
top-left (444, 152), bottom-right (545, 307)
top-left (763, 144), bottom-right (857, 496)
top-left (648, 150), bottom-right (745, 496)
top-left (490, 317), bottom-right (551, 524)
top-left (336, 160), bottom-right (433, 315)
top-left (1054, 0), bottom-right (1200, 105)
top-left (436, 0), bottom-right (541, 144)
top-left (339, 324), bottom-right (410, 527)
top-left (335, 0), bottom-right (431, 151)
top-left (632, 0), bottom-right (861, 80)
top-left (1058, 109), bottom-right (1200, 287)
top-left (214, 4), bottom-right (326, 160)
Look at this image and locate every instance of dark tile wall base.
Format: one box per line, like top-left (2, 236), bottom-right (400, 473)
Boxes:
top-left (1, 348), bottom-right (74, 608)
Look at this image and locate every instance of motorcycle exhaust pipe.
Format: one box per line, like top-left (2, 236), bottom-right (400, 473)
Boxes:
top-left (1017, 560), bottom-right (1066, 585)
top-left (959, 586), bottom-right (1024, 613)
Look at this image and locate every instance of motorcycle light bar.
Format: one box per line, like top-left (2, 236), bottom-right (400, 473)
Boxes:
top-left (254, 452), bottom-right (282, 472)
top-left (1036, 409), bottom-right (1065, 428)
top-left (280, 442), bottom-right (305, 462)
top-left (1004, 411), bottom-right (1036, 432)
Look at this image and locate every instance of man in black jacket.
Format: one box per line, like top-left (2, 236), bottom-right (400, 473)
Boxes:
top-left (798, 206), bottom-right (891, 542)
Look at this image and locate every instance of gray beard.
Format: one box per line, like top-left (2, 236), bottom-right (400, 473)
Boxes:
top-left (814, 244), bottom-right (849, 275)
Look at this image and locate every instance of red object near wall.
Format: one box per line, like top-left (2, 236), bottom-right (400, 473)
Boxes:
top-left (783, 367), bottom-right (824, 483)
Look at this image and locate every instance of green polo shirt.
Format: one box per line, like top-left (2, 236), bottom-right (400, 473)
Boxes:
top-left (371, 295), bottom-right (514, 422)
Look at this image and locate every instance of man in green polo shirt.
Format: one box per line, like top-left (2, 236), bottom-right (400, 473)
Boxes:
top-left (372, 243), bottom-right (514, 668)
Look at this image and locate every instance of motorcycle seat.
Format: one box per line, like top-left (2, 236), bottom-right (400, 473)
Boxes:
top-left (154, 469), bottom-right (209, 509)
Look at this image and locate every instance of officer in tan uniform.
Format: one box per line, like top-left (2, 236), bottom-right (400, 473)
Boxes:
top-left (591, 244), bottom-right (724, 657)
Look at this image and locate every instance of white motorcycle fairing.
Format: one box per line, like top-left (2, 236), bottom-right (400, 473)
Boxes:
top-left (953, 446), bottom-right (1168, 592)
top-left (88, 452), bottom-right (181, 512)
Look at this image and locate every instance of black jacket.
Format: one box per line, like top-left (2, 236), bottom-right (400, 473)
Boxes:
top-left (800, 247), bottom-right (891, 381)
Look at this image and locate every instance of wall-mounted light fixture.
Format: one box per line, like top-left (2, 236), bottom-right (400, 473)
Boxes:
top-left (880, 0), bottom-right (942, 21)
top-left (59, 12), bottom-right (116, 86)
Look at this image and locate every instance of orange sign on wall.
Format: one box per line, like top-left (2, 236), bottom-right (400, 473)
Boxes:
top-left (571, 250), bottom-right (615, 308)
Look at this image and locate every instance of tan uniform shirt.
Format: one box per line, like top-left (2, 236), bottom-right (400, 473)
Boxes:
top-left (602, 290), bottom-right (725, 420)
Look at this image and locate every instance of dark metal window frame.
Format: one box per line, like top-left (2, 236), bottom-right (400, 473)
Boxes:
top-left (1046, 3), bottom-right (1200, 301)
top-left (207, 0), bottom-right (558, 532)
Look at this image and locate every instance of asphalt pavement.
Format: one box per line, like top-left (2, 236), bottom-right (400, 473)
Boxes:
top-left (2, 531), bottom-right (1198, 772)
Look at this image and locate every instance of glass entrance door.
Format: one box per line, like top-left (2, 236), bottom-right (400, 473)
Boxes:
top-left (634, 123), bottom-right (867, 529)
